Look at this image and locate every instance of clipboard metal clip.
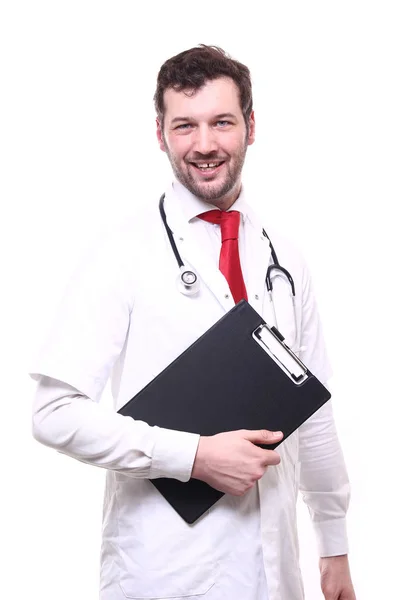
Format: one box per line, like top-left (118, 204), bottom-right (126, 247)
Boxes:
top-left (253, 324), bottom-right (308, 385)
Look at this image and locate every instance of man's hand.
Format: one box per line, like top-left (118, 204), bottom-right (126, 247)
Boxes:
top-left (191, 429), bottom-right (283, 496)
top-left (320, 555), bottom-right (356, 600)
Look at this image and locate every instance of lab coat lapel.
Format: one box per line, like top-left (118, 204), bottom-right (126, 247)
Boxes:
top-left (244, 210), bottom-right (274, 322)
top-left (177, 224), bottom-right (235, 310)
top-left (163, 184), bottom-right (235, 311)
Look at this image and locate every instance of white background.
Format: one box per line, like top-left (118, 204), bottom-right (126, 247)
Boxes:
top-left (1, 1), bottom-right (399, 598)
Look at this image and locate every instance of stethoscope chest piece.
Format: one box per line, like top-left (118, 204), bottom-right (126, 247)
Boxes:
top-left (177, 266), bottom-right (200, 296)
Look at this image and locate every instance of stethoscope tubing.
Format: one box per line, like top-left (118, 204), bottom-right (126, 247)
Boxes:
top-left (159, 193), bottom-right (296, 299)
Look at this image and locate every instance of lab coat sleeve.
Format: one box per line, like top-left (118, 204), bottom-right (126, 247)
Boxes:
top-left (297, 264), bottom-right (350, 557)
top-left (30, 232), bottom-right (199, 482)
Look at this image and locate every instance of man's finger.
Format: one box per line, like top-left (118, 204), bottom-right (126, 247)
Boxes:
top-left (262, 449), bottom-right (281, 466)
top-left (242, 429), bottom-right (283, 445)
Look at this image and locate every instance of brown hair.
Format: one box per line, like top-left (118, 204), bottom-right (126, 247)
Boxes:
top-left (154, 45), bottom-right (253, 129)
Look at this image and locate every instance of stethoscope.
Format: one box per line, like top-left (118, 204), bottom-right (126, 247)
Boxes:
top-left (159, 193), bottom-right (297, 338)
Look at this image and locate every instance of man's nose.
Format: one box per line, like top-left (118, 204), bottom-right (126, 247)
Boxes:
top-left (192, 125), bottom-right (218, 155)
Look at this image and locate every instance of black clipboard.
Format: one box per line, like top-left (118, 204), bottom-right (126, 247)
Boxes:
top-left (118, 300), bottom-right (331, 523)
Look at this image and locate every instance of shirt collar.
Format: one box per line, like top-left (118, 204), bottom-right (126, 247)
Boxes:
top-left (171, 179), bottom-right (250, 223)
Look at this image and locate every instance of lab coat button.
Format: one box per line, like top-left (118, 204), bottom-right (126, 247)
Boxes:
top-left (224, 294), bottom-right (229, 299)
top-left (255, 294), bottom-right (259, 300)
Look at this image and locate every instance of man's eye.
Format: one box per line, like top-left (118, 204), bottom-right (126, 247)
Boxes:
top-left (216, 120), bottom-right (230, 127)
top-left (176, 123), bottom-right (192, 130)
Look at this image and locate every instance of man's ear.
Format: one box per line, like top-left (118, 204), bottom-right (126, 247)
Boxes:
top-left (247, 111), bottom-right (256, 146)
top-left (156, 119), bottom-right (166, 152)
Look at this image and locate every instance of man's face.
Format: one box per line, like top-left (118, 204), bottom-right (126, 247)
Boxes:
top-left (157, 77), bottom-right (255, 210)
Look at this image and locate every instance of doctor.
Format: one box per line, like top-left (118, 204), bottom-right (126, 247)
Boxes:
top-left (31, 45), bottom-right (356, 600)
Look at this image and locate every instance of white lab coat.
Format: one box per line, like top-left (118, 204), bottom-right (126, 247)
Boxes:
top-left (31, 181), bottom-right (350, 600)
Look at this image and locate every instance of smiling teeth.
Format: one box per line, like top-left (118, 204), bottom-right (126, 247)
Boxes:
top-left (196, 162), bottom-right (220, 168)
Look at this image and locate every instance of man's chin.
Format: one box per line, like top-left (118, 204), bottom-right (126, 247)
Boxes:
top-left (191, 183), bottom-right (229, 202)
top-left (187, 174), bottom-right (230, 199)
top-left (174, 167), bottom-right (235, 203)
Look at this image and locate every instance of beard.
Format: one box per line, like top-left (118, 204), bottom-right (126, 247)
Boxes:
top-left (163, 140), bottom-right (248, 205)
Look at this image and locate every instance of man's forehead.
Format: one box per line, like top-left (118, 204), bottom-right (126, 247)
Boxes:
top-left (163, 77), bottom-right (241, 120)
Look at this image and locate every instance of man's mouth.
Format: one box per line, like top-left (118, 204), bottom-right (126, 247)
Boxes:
top-left (189, 161), bottom-right (225, 173)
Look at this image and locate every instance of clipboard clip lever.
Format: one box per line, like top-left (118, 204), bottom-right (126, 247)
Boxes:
top-left (253, 324), bottom-right (308, 385)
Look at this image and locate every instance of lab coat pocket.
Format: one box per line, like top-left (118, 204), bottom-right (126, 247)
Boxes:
top-left (119, 561), bottom-right (215, 599)
top-left (116, 480), bottom-right (217, 599)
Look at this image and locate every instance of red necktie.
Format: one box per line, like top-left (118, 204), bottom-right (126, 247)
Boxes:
top-left (197, 210), bottom-right (248, 304)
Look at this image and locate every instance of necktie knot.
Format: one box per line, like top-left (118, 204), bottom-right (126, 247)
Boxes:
top-left (197, 210), bottom-right (241, 243)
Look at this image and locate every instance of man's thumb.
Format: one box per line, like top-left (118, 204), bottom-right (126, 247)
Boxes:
top-left (242, 429), bottom-right (283, 445)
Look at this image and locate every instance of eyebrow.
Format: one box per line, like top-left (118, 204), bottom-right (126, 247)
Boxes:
top-left (170, 113), bottom-right (238, 125)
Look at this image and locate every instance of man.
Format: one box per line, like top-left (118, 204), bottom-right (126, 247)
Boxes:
top-left (31, 45), bottom-right (356, 599)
